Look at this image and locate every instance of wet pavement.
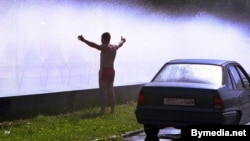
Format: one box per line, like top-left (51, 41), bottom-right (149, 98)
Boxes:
top-left (123, 127), bottom-right (181, 141)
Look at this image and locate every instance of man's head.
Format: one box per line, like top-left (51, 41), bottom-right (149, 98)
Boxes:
top-left (101, 32), bottom-right (111, 45)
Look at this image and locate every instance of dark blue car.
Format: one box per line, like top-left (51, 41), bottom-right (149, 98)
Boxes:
top-left (135, 59), bottom-right (250, 137)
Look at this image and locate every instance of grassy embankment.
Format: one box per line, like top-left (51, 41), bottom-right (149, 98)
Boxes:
top-left (0, 102), bottom-right (142, 141)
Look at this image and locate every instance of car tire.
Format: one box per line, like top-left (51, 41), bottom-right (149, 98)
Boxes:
top-left (179, 126), bottom-right (188, 140)
top-left (235, 112), bottom-right (241, 124)
top-left (144, 124), bottom-right (159, 140)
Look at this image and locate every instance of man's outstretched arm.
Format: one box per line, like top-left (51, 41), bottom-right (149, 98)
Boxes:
top-left (78, 35), bottom-right (101, 50)
top-left (116, 36), bottom-right (126, 49)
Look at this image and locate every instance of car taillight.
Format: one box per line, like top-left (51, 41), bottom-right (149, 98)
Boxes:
top-left (213, 95), bottom-right (223, 109)
top-left (137, 91), bottom-right (144, 106)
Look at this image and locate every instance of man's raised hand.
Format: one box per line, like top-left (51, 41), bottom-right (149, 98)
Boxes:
top-left (78, 35), bottom-right (85, 42)
top-left (121, 36), bottom-right (126, 43)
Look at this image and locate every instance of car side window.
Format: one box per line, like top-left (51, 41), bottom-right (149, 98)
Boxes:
top-left (228, 66), bottom-right (244, 89)
top-left (235, 65), bottom-right (250, 88)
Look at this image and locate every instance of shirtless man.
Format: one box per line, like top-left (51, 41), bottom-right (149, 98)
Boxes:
top-left (77, 32), bottom-right (126, 115)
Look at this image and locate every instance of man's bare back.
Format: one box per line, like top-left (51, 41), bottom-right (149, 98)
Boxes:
top-left (99, 44), bottom-right (117, 68)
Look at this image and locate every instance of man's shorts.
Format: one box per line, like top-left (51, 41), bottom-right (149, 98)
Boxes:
top-left (99, 67), bottom-right (115, 83)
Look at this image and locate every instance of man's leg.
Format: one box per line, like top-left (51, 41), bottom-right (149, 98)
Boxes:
top-left (98, 80), bottom-right (108, 115)
top-left (107, 82), bottom-right (115, 113)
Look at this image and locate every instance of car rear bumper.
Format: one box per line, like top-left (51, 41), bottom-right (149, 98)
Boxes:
top-left (135, 108), bottom-right (238, 127)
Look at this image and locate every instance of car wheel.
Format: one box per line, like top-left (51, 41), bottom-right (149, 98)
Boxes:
top-left (179, 126), bottom-right (188, 140)
top-left (235, 112), bottom-right (241, 124)
top-left (144, 124), bottom-right (159, 139)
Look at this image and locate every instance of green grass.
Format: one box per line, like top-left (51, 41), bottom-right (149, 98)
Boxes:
top-left (0, 102), bottom-right (142, 141)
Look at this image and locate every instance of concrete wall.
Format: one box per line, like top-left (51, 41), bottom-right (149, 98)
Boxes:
top-left (0, 83), bottom-right (144, 121)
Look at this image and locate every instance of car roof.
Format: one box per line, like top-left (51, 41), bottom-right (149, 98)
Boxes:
top-left (167, 59), bottom-right (238, 66)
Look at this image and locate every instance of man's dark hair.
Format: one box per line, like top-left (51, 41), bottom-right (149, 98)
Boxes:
top-left (102, 32), bottom-right (111, 43)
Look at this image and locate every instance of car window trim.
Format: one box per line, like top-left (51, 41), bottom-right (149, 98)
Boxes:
top-left (227, 66), bottom-right (237, 89)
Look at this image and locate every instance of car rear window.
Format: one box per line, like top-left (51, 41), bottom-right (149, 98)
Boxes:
top-left (153, 64), bottom-right (222, 85)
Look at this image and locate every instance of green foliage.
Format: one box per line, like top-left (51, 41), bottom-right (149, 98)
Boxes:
top-left (0, 102), bottom-right (142, 141)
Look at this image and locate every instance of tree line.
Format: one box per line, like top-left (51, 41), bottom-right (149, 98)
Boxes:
top-left (130, 0), bottom-right (250, 24)
top-left (141, 0), bottom-right (250, 14)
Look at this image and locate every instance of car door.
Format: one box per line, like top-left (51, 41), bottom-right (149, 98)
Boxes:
top-left (227, 64), bottom-right (250, 124)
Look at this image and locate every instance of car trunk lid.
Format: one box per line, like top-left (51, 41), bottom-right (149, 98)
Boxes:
top-left (138, 82), bottom-right (223, 110)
